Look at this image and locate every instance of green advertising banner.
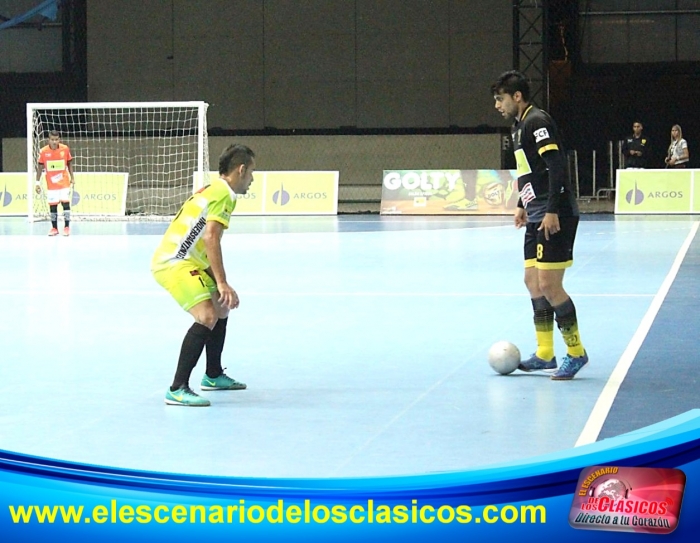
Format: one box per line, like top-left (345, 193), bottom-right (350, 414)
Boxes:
top-left (381, 169), bottom-right (519, 215)
top-left (615, 169), bottom-right (696, 214)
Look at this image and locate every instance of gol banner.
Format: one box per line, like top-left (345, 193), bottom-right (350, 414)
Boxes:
top-left (381, 169), bottom-right (519, 215)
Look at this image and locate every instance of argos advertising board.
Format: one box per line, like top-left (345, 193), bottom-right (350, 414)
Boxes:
top-left (195, 171), bottom-right (339, 215)
top-left (615, 169), bottom-right (700, 214)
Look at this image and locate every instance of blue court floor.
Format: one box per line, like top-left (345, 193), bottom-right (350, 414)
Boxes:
top-left (0, 214), bottom-right (697, 479)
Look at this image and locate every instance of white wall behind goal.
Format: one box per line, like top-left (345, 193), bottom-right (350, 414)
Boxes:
top-left (3, 134), bottom-right (501, 186)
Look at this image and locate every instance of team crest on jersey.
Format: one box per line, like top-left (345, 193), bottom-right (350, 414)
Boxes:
top-left (519, 182), bottom-right (536, 207)
top-left (534, 128), bottom-right (550, 143)
top-left (516, 129), bottom-right (522, 146)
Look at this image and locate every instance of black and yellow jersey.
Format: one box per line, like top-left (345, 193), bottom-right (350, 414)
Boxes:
top-left (622, 135), bottom-right (649, 168)
top-left (512, 104), bottom-right (578, 222)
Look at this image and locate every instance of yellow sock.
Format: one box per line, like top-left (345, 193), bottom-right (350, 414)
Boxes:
top-left (553, 298), bottom-right (586, 357)
top-left (532, 296), bottom-right (555, 361)
top-left (560, 323), bottom-right (585, 357)
top-left (535, 324), bottom-right (555, 361)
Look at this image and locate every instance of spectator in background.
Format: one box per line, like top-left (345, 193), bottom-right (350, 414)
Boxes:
top-left (665, 125), bottom-right (690, 168)
top-left (621, 121), bottom-right (649, 169)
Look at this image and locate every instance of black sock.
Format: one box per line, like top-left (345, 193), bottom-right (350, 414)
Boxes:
top-left (171, 323), bottom-right (213, 391)
top-left (553, 297), bottom-right (585, 356)
top-left (62, 202), bottom-right (71, 227)
top-left (205, 317), bottom-right (228, 378)
top-left (50, 204), bottom-right (58, 228)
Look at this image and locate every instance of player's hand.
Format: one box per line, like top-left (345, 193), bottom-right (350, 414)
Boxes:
top-left (538, 213), bottom-right (560, 240)
top-left (217, 282), bottom-right (240, 310)
top-left (514, 207), bottom-right (527, 229)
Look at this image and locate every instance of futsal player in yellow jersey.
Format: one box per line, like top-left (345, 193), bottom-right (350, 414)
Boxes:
top-left (152, 144), bottom-right (256, 406)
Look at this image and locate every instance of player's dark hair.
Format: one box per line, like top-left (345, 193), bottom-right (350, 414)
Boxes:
top-left (49, 130), bottom-right (60, 137)
top-left (491, 70), bottom-right (531, 102)
top-left (219, 144), bottom-right (255, 175)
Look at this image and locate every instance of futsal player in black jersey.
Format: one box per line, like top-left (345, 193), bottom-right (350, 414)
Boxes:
top-left (491, 70), bottom-right (588, 380)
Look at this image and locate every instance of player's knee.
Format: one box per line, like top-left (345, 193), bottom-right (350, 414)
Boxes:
top-left (61, 202), bottom-right (71, 211)
top-left (524, 271), bottom-right (539, 292)
top-left (217, 307), bottom-right (230, 320)
top-left (190, 303), bottom-right (219, 329)
top-left (539, 280), bottom-right (564, 301)
top-left (199, 311), bottom-right (219, 330)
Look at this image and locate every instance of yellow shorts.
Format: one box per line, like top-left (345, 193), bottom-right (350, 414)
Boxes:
top-left (152, 262), bottom-right (217, 311)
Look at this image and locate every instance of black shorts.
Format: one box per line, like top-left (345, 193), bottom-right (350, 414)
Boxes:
top-left (524, 216), bottom-right (579, 269)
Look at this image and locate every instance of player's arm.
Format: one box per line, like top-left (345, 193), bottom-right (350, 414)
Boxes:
top-left (67, 159), bottom-right (75, 185)
top-left (621, 139), bottom-right (630, 156)
top-left (202, 220), bottom-right (239, 309)
top-left (538, 149), bottom-right (568, 239)
top-left (35, 161), bottom-right (44, 193)
top-left (514, 195), bottom-right (526, 228)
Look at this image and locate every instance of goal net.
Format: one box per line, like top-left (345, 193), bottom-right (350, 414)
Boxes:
top-left (26, 101), bottom-right (209, 221)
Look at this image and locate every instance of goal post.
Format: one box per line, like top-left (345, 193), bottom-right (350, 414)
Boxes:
top-left (27, 101), bottom-right (209, 221)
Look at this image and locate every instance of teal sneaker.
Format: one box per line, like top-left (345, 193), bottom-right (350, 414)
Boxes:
top-left (165, 386), bottom-right (211, 407)
top-left (201, 372), bottom-right (247, 391)
top-left (518, 353), bottom-right (557, 373)
top-left (550, 351), bottom-right (589, 380)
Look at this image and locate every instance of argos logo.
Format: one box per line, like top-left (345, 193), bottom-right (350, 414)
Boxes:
top-left (1, 186), bottom-right (12, 207)
top-left (0, 186), bottom-right (28, 208)
top-left (625, 187), bottom-right (644, 205)
top-left (272, 185), bottom-right (290, 205)
top-left (272, 184), bottom-right (328, 206)
top-left (626, 186), bottom-right (685, 205)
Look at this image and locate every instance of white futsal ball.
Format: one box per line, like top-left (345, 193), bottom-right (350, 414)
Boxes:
top-left (488, 341), bottom-right (521, 375)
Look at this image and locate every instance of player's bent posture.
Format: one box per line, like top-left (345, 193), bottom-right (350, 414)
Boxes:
top-left (491, 70), bottom-right (588, 380)
top-left (152, 143), bottom-right (256, 406)
top-left (36, 130), bottom-right (75, 236)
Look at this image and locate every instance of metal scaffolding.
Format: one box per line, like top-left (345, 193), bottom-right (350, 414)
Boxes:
top-left (512, 0), bottom-right (548, 110)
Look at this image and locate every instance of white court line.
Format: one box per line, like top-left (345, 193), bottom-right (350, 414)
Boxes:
top-left (328, 357), bottom-right (467, 477)
top-left (575, 221), bottom-right (700, 447)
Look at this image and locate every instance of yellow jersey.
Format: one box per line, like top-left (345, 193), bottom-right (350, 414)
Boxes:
top-left (151, 178), bottom-right (236, 271)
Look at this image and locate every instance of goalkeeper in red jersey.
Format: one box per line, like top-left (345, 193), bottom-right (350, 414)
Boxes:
top-left (35, 130), bottom-right (75, 236)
